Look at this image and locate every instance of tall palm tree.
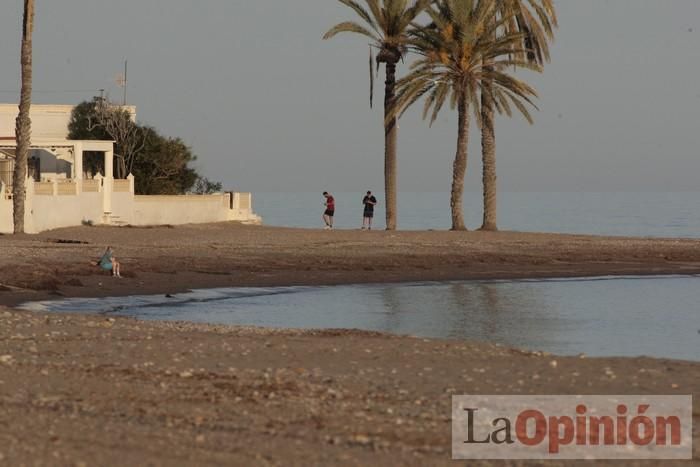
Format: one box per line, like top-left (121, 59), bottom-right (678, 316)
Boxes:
top-left (393, 0), bottom-right (540, 230)
top-left (479, 0), bottom-right (557, 231)
top-left (12, 0), bottom-right (35, 234)
top-left (324, 0), bottom-right (429, 230)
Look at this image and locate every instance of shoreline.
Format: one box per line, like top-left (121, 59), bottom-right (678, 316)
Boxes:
top-left (6, 265), bottom-right (700, 307)
top-left (3, 223), bottom-right (700, 307)
top-left (14, 269), bottom-right (699, 298)
top-left (4, 263), bottom-right (700, 308)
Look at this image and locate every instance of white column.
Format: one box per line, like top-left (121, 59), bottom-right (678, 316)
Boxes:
top-left (104, 148), bottom-right (114, 179)
top-left (102, 149), bottom-right (114, 224)
top-left (73, 142), bottom-right (83, 194)
top-left (73, 142), bottom-right (83, 180)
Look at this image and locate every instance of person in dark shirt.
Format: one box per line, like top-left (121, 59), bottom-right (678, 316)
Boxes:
top-left (322, 191), bottom-right (335, 229)
top-left (362, 191), bottom-right (377, 230)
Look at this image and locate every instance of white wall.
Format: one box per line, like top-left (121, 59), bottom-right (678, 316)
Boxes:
top-left (111, 192), bottom-right (135, 225)
top-left (25, 191), bottom-right (103, 233)
top-left (0, 104), bottom-right (137, 139)
top-left (0, 198), bottom-right (11, 234)
top-left (0, 105), bottom-right (73, 139)
top-left (132, 194), bottom-right (256, 226)
top-left (1, 186), bottom-right (260, 234)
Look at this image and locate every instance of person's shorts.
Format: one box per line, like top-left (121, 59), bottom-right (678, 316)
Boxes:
top-left (100, 261), bottom-right (113, 271)
top-left (363, 209), bottom-right (374, 219)
top-left (324, 209), bottom-right (335, 217)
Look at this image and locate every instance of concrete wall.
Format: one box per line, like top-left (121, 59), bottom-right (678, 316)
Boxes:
top-left (111, 192), bottom-right (135, 225)
top-left (133, 195), bottom-right (232, 226)
top-left (0, 104), bottom-right (137, 139)
top-left (26, 190), bottom-right (103, 234)
top-left (0, 180), bottom-right (260, 234)
top-left (0, 196), bottom-right (11, 233)
top-left (131, 193), bottom-right (260, 226)
top-left (0, 104), bottom-right (74, 139)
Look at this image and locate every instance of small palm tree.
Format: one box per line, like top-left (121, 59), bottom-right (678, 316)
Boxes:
top-left (393, 0), bottom-right (540, 230)
top-left (479, 0), bottom-right (557, 231)
top-left (12, 0), bottom-right (35, 234)
top-left (323, 0), bottom-right (429, 230)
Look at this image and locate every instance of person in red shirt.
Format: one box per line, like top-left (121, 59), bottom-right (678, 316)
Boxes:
top-left (322, 191), bottom-right (335, 229)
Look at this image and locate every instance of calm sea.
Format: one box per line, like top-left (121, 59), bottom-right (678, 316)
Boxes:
top-left (22, 276), bottom-right (700, 361)
top-left (253, 192), bottom-right (700, 237)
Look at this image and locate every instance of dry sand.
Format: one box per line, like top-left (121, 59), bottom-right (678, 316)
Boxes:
top-left (3, 223), bottom-right (700, 305)
top-left (0, 223), bottom-right (698, 465)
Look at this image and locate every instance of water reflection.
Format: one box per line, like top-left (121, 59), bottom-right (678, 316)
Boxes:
top-left (378, 285), bottom-right (404, 334)
top-left (377, 281), bottom-right (558, 351)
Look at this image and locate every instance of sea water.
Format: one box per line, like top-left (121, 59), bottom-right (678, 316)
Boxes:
top-left (22, 276), bottom-right (700, 361)
top-left (254, 191), bottom-right (700, 237)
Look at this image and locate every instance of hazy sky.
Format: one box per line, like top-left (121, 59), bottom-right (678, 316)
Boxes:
top-left (0, 1), bottom-right (698, 192)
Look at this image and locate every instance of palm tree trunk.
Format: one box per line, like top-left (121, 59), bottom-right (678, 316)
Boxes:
top-left (450, 92), bottom-right (469, 231)
top-left (12, 0), bottom-right (35, 234)
top-left (384, 61), bottom-right (398, 231)
top-left (480, 77), bottom-right (498, 231)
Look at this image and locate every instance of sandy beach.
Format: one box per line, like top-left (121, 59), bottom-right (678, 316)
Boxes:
top-left (3, 223), bottom-right (700, 305)
top-left (0, 223), bottom-right (698, 465)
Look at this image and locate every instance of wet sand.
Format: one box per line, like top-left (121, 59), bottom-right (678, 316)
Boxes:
top-left (0, 223), bottom-right (698, 465)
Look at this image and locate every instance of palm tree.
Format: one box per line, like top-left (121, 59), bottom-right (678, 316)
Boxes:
top-left (393, 0), bottom-right (540, 230)
top-left (12, 0), bottom-right (35, 234)
top-left (323, 0), bottom-right (429, 230)
top-left (479, 0), bottom-right (557, 231)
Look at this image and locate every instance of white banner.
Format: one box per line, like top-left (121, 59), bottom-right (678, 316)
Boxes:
top-left (452, 395), bottom-right (692, 460)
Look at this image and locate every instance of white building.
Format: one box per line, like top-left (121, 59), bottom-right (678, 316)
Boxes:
top-left (0, 104), bottom-right (260, 233)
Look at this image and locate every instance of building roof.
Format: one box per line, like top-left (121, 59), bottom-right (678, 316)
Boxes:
top-left (0, 138), bottom-right (114, 152)
top-left (0, 103), bottom-right (136, 140)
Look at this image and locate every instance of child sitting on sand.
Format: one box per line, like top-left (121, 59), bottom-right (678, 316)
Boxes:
top-left (92, 246), bottom-right (122, 278)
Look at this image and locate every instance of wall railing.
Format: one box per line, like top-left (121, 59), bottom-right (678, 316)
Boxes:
top-left (82, 179), bottom-right (100, 193)
top-left (34, 181), bottom-right (54, 196)
top-left (113, 179), bottom-right (131, 193)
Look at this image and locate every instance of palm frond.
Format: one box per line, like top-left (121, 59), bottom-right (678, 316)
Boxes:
top-left (338, 0), bottom-right (380, 33)
top-left (394, 0), bottom-right (541, 126)
top-left (369, 47), bottom-right (375, 108)
top-left (323, 21), bottom-right (378, 41)
top-left (324, 0), bottom-right (431, 109)
top-left (500, 0), bottom-right (559, 65)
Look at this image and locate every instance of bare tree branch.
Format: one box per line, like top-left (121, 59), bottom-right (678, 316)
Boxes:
top-left (89, 100), bottom-right (146, 178)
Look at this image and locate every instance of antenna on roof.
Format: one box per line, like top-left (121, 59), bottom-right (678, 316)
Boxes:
top-left (116, 60), bottom-right (128, 105)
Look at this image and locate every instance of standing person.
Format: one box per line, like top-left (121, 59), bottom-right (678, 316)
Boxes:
top-left (362, 191), bottom-right (378, 230)
top-left (322, 191), bottom-right (335, 230)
